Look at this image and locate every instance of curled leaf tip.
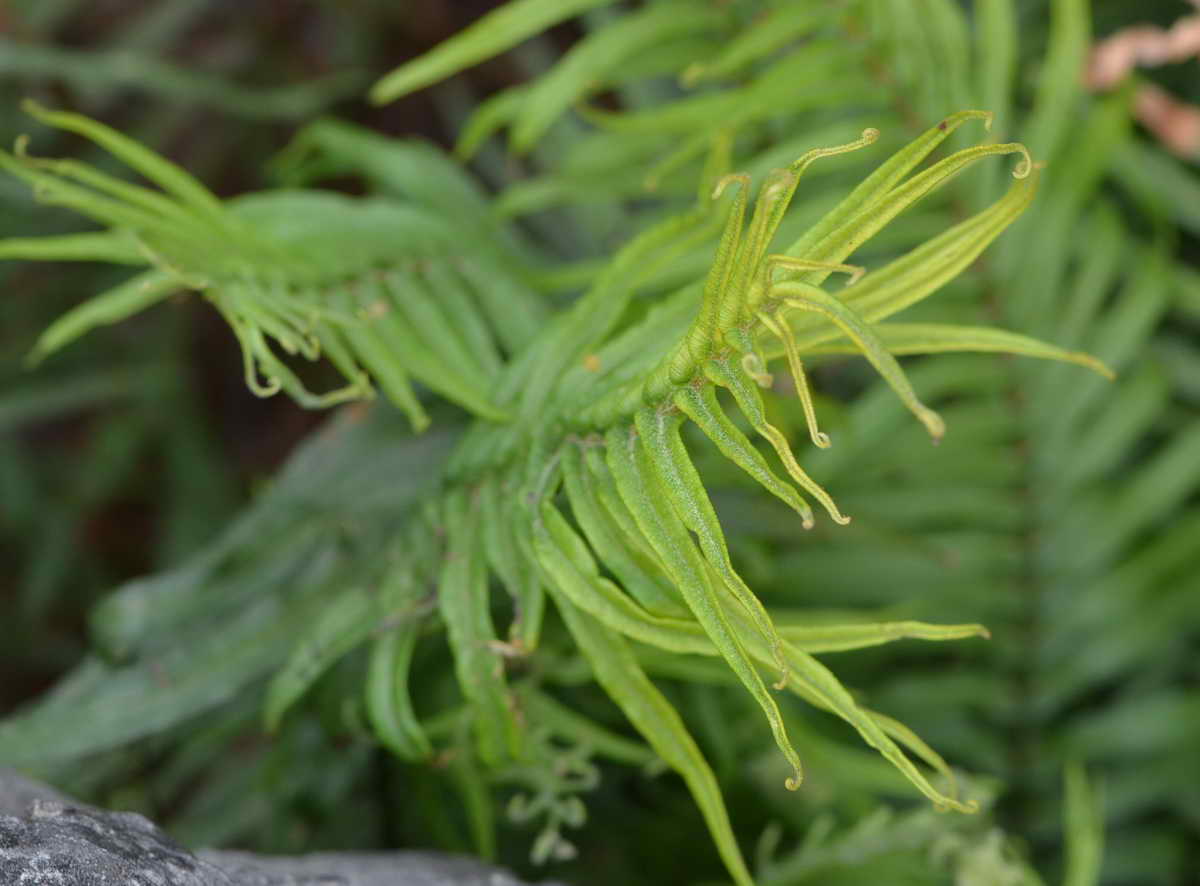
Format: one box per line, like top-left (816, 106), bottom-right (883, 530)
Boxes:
top-left (941, 109), bottom-right (994, 131)
top-left (771, 659), bottom-right (790, 690)
top-left (763, 171), bottom-right (797, 201)
top-left (758, 309), bottom-right (831, 450)
top-left (790, 128), bottom-right (880, 174)
top-left (711, 172), bottom-right (748, 200)
top-left (741, 352), bottom-right (773, 388)
top-left (1011, 146), bottom-right (1034, 178)
top-left (251, 375), bottom-right (282, 398)
top-left (784, 771), bottom-right (803, 791)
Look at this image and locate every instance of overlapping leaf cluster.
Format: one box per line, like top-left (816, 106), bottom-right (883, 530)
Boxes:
top-left (827, 2), bottom-right (1200, 881)
top-left (2, 0), bottom-right (1195, 884)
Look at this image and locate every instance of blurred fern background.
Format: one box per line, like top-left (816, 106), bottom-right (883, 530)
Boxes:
top-left (1, 2), bottom-right (1198, 885)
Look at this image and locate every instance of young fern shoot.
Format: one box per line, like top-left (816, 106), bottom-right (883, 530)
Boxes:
top-left (2, 95), bottom-right (1121, 886)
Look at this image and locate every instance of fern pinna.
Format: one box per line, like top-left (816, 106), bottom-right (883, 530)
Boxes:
top-left (0, 96), bottom-right (1110, 882)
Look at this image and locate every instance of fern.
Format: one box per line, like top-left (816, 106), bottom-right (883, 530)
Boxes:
top-left (2, 1), bottom-right (1196, 884)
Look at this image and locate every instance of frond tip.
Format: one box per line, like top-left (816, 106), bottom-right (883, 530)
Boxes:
top-left (1, 106), bottom-right (546, 430)
top-left (773, 281), bottom-right (947, 444)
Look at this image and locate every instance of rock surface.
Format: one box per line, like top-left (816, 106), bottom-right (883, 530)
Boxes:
top-left (0, 768), bottom-right (554, 886)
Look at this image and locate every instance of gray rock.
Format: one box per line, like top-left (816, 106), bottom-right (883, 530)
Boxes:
top-left (197, 850), bottom-right (533, 885)
top-left (0, 769), bottom-right (557, 886)
top-left (0, 797), bottom-right (228, 885)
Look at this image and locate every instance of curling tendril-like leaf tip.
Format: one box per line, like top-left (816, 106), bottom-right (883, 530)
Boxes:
top-left (740, 352), bottom-right (773, 388)
top-left (711, 172), bottom-right (748, 200)
top-left (758, 309), bottom-right (831, 450)
top-left (788, 129), bottom-right (880, 176)
top-left (1011, 145), bottom-right (1034, 178)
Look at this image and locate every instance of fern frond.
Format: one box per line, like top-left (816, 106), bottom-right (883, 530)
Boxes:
top-left (1, 90), bottom-right (1114, 880)
top-left (369, 0), bottom-right (619, 105)
top-left (7, 1), bottom-right (1191, 882)
top-left (0, 105), bottom-right (553, 429)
